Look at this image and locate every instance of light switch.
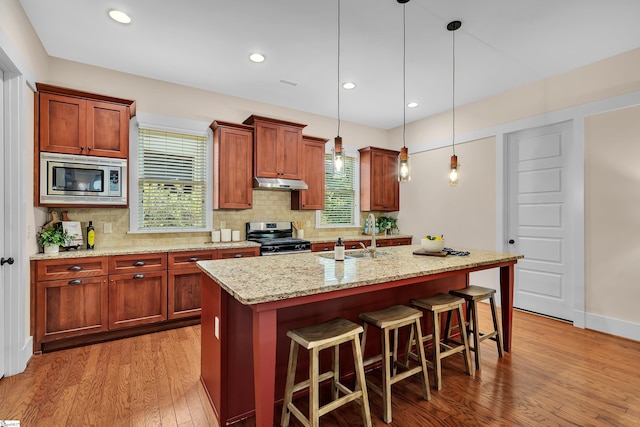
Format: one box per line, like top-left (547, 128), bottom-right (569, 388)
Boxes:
top-left (104, 223), bottom-right (112, 234)
top-left (220, 221), bottom-right (226, 229)
top-left (306, 220), bottom-right (311, 228)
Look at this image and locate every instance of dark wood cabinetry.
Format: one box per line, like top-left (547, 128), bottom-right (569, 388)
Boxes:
top-left (359, 146), bottom-right (400, 212)
top-left (311, 237), bottom-right (411, 252)
top-left (168, 250), bottom-right (217, 319)
top-left (108, 270), bottom-right (167, 329)
top-left (216, 247), bottom-right (260, 259)
top-left (243, 115), bottom-right (306, 180)
top-left (211, 121), bottom-right (253, 209)
top-left (36, 84), bottom-right (135, 159)
top-left (291, 135), bottom-right (328, 210)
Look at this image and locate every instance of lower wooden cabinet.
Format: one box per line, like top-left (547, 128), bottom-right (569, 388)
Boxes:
top-left (108, 271), bottom-right (168, 329)
top-left (217, 247), bottom-right (260, 259)
top-left (36, 276), bottom-right (108, 343)
top-left (168, 269), bottom-right (202, 319)
top-left (311, 237), bottom-right (412, 252)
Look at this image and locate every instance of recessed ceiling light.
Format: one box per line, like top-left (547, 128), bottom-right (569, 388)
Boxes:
top-left (342, 82), bottom-right (356, 90)
top-left (108, 10), bottom-right (131, 24)
top-left (407, 102), bottom-right (419, 108)
top-left (249, 53), bottom-right (266, 63)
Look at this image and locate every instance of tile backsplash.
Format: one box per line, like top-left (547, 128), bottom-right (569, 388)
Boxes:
top-left (42, 190), bottom-right (385, 249)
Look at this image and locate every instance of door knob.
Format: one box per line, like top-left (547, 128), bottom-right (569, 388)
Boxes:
top-left (508, 239), bottom-right (515, 244)
top-left (1, 257), bottom-right (15, 266)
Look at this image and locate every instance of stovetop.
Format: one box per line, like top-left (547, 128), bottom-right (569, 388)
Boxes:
top-left (251, 237), bottom-right (309, 247)
top-left (246, 221), bottom-right (311, 254)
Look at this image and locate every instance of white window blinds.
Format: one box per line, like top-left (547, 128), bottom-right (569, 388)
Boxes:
top-left (320, 153), bottom-right (358, 226)
top-left (137, 128), bottom-right (207, 230)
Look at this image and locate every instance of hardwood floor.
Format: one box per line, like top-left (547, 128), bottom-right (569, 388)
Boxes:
top-left (1, 306), bottom-right (639, 426)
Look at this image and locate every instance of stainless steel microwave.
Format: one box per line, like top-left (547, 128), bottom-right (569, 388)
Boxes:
top-left (40, 152), bottom-right (127, 206)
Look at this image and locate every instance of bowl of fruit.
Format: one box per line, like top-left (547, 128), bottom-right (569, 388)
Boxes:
top-left (421, 235), bottom-right (444, 252)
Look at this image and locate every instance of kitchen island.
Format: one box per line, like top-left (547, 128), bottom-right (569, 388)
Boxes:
top-left (198, 245), bottom-right (523, 426)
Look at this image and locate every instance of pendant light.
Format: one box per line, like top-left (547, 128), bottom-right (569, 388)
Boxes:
top-left (333, 0), bottom-right (345, 176)
top-left (397, 0), bottom-right (411, 182)
top-left (448, 20), bottom-right (461, 186)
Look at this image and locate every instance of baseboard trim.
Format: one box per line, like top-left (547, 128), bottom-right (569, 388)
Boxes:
top-left (584, 312), bottom-right (640, 342)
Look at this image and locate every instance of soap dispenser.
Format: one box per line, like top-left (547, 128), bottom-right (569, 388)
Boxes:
top-left (335, 237), bottom-right (345, 261)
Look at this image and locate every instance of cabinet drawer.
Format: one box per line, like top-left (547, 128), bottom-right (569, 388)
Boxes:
top-left (216, 247), bottom-right (260, 259)
top-left (168, 250), bottom-right (217, 269)
top-left (36, 256), bottom-right (108, 281)
top-left (386, 237), bottom-right (412, 246)
top-left (36, 276), bottom-right (109, 342)
top-left (344, 240), bottom-right (368, 250)
top-left (109, 253), bottom-right (167, 273)
top-left (311, 242), bottom-right (335, 252)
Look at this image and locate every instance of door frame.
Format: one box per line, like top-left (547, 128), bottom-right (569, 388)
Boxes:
top-left (0, 44), bottom-right (32, 377)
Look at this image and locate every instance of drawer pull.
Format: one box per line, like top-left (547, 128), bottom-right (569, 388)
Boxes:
top-left (234, 254), bottom-right (243, 258)
top-left (133, 261), bottom-right (146, 267)
top-left (323, 247), bottom-right (329, 251)
top-left (68, 265), bottom-right (83, 271)
top-left (188, 257), bottom-right (199, 262)
top-left (68, 279), bottom-right (82, 285)
top-left (133, 274), bottom-right (145, 279)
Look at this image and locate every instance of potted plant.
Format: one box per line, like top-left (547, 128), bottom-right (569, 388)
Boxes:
top-left (36, 225), bottom-right (73, 254)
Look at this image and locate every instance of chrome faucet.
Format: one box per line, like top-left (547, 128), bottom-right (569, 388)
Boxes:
top-left (367, 213), bottom-right (377, 255)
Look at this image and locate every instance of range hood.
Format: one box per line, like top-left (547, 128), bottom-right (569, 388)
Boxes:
top-left (253, 177), bottom-right (308, 191)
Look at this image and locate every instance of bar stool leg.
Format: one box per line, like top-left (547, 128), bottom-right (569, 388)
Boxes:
top-left (457, 304), bottom-right (474, 376)
top-left (332, 345), bottom-right (340, 401)
top-left (352, 337), bottom-right (373, 427)
top-left (432, 311), bottom-right (443, 390)
top-left (413, 320), bottom-right (431, 401)
top-left (281, 340), bottom-right (299, 427)
top-left (490, 295), bottom-right (504, 357)
top-left (470, 300), bottom-right (482, 370)
top-left (382, 327), bottom-right (392, 423)
top-left (309, 347), bottom-right (320, 427)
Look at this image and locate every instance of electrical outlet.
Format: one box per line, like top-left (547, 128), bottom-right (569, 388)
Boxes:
top-left (104, 223), bottom-right (112, 234)
top-left (306, 220), bottom-right (311, 228)
top-left (220, 221), bottom-right (226, 229)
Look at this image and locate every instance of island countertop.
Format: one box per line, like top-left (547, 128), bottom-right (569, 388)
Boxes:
top-left (197, 245), bottom-right (523, 305)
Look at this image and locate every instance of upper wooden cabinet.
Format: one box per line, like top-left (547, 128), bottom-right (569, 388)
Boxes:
top-left (36, 83), bottom-right (135, 159)
top-left (211, 121), bottom-right (253, 209)
top-left (291, 135), bottom-right (328, 210)
top-left (243, 115), bottom-right (306, 180)
top-left (359, 146), bottom-right (400, 212)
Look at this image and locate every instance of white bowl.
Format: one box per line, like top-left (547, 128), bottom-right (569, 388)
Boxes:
top-left (420, 239), bottom-right (444, 252)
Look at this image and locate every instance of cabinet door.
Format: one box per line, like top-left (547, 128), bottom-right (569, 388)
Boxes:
top-left (217, 126), bottom-right (253, 208)
top-left (370, 150), bottom-right (389, 211)
top-left (254, 122), bottom-right (280, 178)
top-left (36, 276), bottom-right (108, 343)
top-left (168, 267), bottom-right (202, 319)
top-left (39, 92), bottom-right (87, 155)
top-left (292, 137), bottom-right (326, 210)
top-left (279, 126), bottom-right (302, 179)
top-left (359, 147), bottom-right (400, 212)
top-left (86, 100), bottom-right (129, 158)
top-left (382, 152), bottom-right (400, 211)
top-left (108, 271), bottom-right (168, 329)
top-left (216, 247), bottom-right (260, 259)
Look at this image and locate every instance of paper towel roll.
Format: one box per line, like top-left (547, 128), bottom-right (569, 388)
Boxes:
top-left (232, 230), bottom-right (240, 241)
top-left (221, 229), bottom-right (232, 242)
top-left (211, 230), bottom-right (221, 242)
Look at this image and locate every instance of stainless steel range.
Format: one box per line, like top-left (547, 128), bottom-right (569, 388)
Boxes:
top-left (246, 221), bottom-right (311, 256)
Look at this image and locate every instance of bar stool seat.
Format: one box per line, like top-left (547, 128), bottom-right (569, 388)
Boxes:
top-left (449, 285), bottom-right (503, 370)
top-left (281, 317), bottom-right (372, 427)
top-left (410, 293), bottom-right (473, 390)
top-left (359, 305), bottom-right (430, 424)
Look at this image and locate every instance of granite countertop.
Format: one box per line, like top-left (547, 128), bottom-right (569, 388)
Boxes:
top-left (197, 245), bottom-right (524, 305)
top-left (306, 234), bottom-right (413, 244)
top-left (29, 241), bottom-right (260, 261)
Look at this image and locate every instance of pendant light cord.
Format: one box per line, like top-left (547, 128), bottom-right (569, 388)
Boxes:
top-left (402, 3), bottom-right (406, 148)
top-left (451, 23), bottom-right (456, 156)
top-left (337, 0), bottom-right (341, 137)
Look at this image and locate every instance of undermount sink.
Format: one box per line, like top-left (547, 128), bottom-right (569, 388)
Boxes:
top-left (318, 250), bottom-right (387, 260)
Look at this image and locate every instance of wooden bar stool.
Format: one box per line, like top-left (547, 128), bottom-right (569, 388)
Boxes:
top-left (449, 285), bottom-right (503, 370)
top-left (410, 294), bottom-right (473, 390)
top-left (281, 317), bottom-right (372, 427)
top-left (359, 305), bottom-right (431, 424)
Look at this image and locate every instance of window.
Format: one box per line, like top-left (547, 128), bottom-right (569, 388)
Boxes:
top-left (130, 126), bottom-right (211, 232)
top-left (317, 150), bottom-right (359, 227)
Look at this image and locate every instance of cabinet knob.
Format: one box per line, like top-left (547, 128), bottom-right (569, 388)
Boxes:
top-left (508, 239), bottom-right (515, 244)
top-left (133, 261), bottom-right (146, 266)
top-left (80, 146), bottom-right (84, 151)
top-left (68, 265), bottom-right (83, 271)
top-left (0, 257), bottom-right (14, 266)
top-left (133, 274), bottom-right (145, 279)
top-left (68, 279), bottom-right (82, 285)
top-left (234, 254), bottom-right (243, 258)
top-left (188, 257), bottom-right (199, 262)
top-left (323, 247), bottom-right (329, 251)
top-left (87, 147), bottom-right (92, 151)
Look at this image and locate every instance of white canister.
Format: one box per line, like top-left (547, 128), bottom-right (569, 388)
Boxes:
top-left (221, 229), bottom-right (232, 242)
top-left (296, 229), bottom-right (304, 239)
top-left (211, 230), bottom-right (221, 242)
top-left (232, 230), bottom-right (240, 241)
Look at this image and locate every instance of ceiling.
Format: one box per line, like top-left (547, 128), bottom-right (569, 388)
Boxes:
top-left (19, 0), bottom-right (640, 129)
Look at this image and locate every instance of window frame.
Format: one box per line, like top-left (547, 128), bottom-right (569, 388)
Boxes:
top-left (315, 146), bottom-right (360, 228)
top-left (129, 113), bottom-right (213, 233)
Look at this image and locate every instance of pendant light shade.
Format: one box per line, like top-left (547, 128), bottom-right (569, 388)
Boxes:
top-left (448, 20), bottom-right (461, 186)
top-left (333, 0), bottom-right (345, 176)
top-left (397, 0), bottom-right (411, 183)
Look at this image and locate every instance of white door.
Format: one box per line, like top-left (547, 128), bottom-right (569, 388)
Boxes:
top-left (506, 121), bottom-right (574, 321)
top-left (0, 68), bottom-right (5, 377)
